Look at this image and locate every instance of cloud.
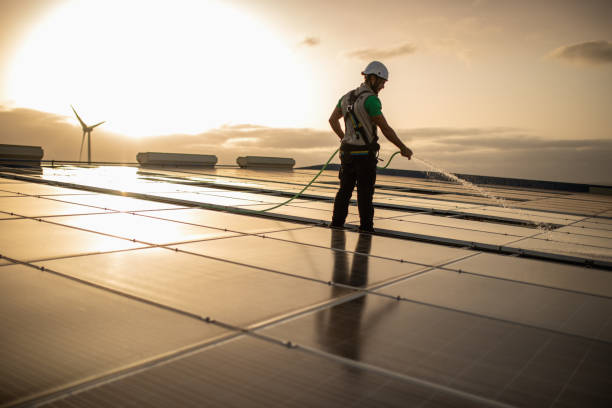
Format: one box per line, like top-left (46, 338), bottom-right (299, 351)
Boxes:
top-left (398, 126), bottom-right (612, 152)
top-left (548, 40), bottom-right (612, 65)
top-left (399, 127), bottom-right (521, 139)
top-left (344, 42), bottom-right (417, 60)
top-left (427, 38), bottom-right (473, 66)
top-left (391, 127), bottom-right (612, 184)
top-left (298, 37), bottom-right (320, 47)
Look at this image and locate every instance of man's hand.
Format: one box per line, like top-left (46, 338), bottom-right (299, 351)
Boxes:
top-left (400, 145), bottom-right (413, 159)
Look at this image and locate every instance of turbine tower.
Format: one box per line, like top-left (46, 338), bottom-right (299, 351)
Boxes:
top-left (71, 105), bottom-right (105, 164)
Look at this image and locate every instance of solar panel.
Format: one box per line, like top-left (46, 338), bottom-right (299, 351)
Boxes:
top-left (45, 193), bottom-right (187, 212)
top-left (33, 247), bottom-right (348, 327)
top-left (0, 217), bottom-right (145, 261)
top-left (46, 212), bottom-right (240, 245)
top-left (555, 225), bottom-right (612, 239)
top-left (1, 264), bottom-right (229, 405)
top-left (262, 294), bottom-right (610, 407)
top-left (375, 269), bottom-right (612, 341)
top-left (174, 234), bottom-right (428, 287)
top-left (371, 218), bottom-right (519, 246)
top-left (1, 163), bottom-right (611, 407)
top-left (264, 227), bottom-right (471, 265)
top-left (42, 336), bottom-right (484, 408)
top-left (445, 252), bottom-right (612, 296)
top-left (0, 196), bottom-right (112, 217)
top-left (138, 208), bottom-right (311, 234)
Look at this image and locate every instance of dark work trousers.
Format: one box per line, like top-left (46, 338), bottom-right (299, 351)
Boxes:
top-left (331, 152), bottom-right (377, 230)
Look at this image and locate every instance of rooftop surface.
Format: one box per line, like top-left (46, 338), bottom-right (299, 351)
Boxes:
top-left (1, 163), bottom-right (611, 407)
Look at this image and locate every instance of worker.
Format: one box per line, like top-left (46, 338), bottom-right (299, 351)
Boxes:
top-left (328, 61), bottom-right (413, 232)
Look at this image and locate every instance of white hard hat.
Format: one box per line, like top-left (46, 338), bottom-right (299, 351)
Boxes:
top-left (362, 61), bottom-right (389, 81)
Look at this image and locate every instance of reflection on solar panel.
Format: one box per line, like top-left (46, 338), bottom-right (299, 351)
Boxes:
top-left (1, 163), bottom-right (612, 407)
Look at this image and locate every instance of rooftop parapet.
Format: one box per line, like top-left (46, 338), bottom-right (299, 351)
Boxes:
top-left (0, 144), bottom-right (44, 166)
top-left (136, 152), bottom-right (217, 167)
top-left (236, 156), bottom-right (295, 169)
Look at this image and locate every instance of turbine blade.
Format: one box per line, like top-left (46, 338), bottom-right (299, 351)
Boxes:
top-left (71, 105), bottom-right (88, 129)
top-left (90, 121), bottom-right (105, 129)
top-left (79, 131), bottom-right (86, 161)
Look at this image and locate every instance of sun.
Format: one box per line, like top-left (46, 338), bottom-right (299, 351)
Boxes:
top-left (7, 0), bottom-right (313, 137)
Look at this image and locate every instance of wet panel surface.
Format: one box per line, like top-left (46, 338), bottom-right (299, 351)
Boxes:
top-left (34, 247), bottom-right (352, 327)
top-left (140, 208), bottom-right (309, 234)
top-left (262, 294), bottom-right (612, 408)
top-left (458, 207), bottom-right (579, 226)
top-left (149, 192), bottom-right (263, 206)
top-left (0, 196), bottom-right (111, 217)
top-left (0, 264), bottom-right (229, 406)
top-left (396, 213), bottom-right (537, 236)
top-left (573, 220), bottom-right (612, 231)
top-left (556, 225), bottom-right (612, 239)
top-left (510, 238), bottom-right (612, 263)
top-left (530, 231), bottom-right (612, 249)
top-left (0, 211), bottom-right (21, 220)
top-left (428, 193), bottom-right (509, 206)
top-left (40, 335), bottom-right (489, 408)
top-left (516, 198), bottom-right (612, 215)
top-left (367, 218), bottom-right (519, 246)
top-left (264, 227), bottom-right (472, 265)
top-left (175, 233), bottom-right (428, 287)
top-left (48, 194), bottom-right (188, 212)
top-left (0, 218), bottom-right (145, 261)
top-left (236, 203), bottom-right (361, 223)
top-left (49, 212), bottom-right (239, 245)
top-left (446, 252), bottom-right (612, 297)
top-left (204, 189), bottom-right (311, 204)
top-left (585, 216), bottom-right (612, 225)
top-left (0, 180), bottom-right (30, 184)
top-left (0, 182), bottom-right (95, 196)
top-left (281, 200), bottom-right (413, 220)
top-left (373, 195), bottom-right (474, 211)
top-left (376, 269), bottom-right (612, 341)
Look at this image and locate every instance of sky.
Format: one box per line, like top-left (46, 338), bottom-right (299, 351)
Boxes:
top-left (1, 0), bottom-right (611, 184)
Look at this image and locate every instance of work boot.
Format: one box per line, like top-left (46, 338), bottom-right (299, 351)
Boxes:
top-left (358, 226), bottom-right (375, 233)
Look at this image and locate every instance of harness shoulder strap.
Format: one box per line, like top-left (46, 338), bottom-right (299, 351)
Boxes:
top-left (354, 90), bottom-right (379, 147)
top-left (342, 88), bottom-right (379, 152)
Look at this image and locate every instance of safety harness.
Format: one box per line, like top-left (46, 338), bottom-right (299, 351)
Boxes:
top-left (341, 89), bottom-right (380, 156)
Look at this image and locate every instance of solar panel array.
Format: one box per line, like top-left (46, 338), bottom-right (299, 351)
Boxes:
top-left (1, 164), bottom-right (611, 407)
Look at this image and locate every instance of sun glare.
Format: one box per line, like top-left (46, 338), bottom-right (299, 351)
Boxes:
top-left (7, 0), bottom-right (313, 137)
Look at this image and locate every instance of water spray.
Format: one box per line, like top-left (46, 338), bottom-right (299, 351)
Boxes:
top-left (411, 156), bottom-right (554, 237)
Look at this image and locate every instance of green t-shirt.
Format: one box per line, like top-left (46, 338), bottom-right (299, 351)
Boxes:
top-left (337, 95), bottom-right (382, 116)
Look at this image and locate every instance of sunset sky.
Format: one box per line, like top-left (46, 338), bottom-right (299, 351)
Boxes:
top-left (1, 0), bottom-right (611, 184)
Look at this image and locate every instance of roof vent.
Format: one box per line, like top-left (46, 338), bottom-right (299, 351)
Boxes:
top-left (137, 152), bottom-right (217, 167)
top-left (236, 156), bottom-right (295, 169)
top-left (0, 144), bottom-right (44, 166)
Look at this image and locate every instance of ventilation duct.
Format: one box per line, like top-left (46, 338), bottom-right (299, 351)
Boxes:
top-left (236, 156), bottom-right (295, 169)
top-left (0, 144), bottom-right (44, 166)
top-left (136, 152), bottom-right (217, 167)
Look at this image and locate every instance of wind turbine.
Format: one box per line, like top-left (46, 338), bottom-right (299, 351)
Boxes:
top-left (71, 105), bottom-right (105, 164)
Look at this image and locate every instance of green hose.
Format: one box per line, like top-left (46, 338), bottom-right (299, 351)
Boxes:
top-left (377, 151), bottom-right (400, 169)
top-left (257, 148), bottom-right (402, 212)
top-left (257, 148), bottom-right (340, 212)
